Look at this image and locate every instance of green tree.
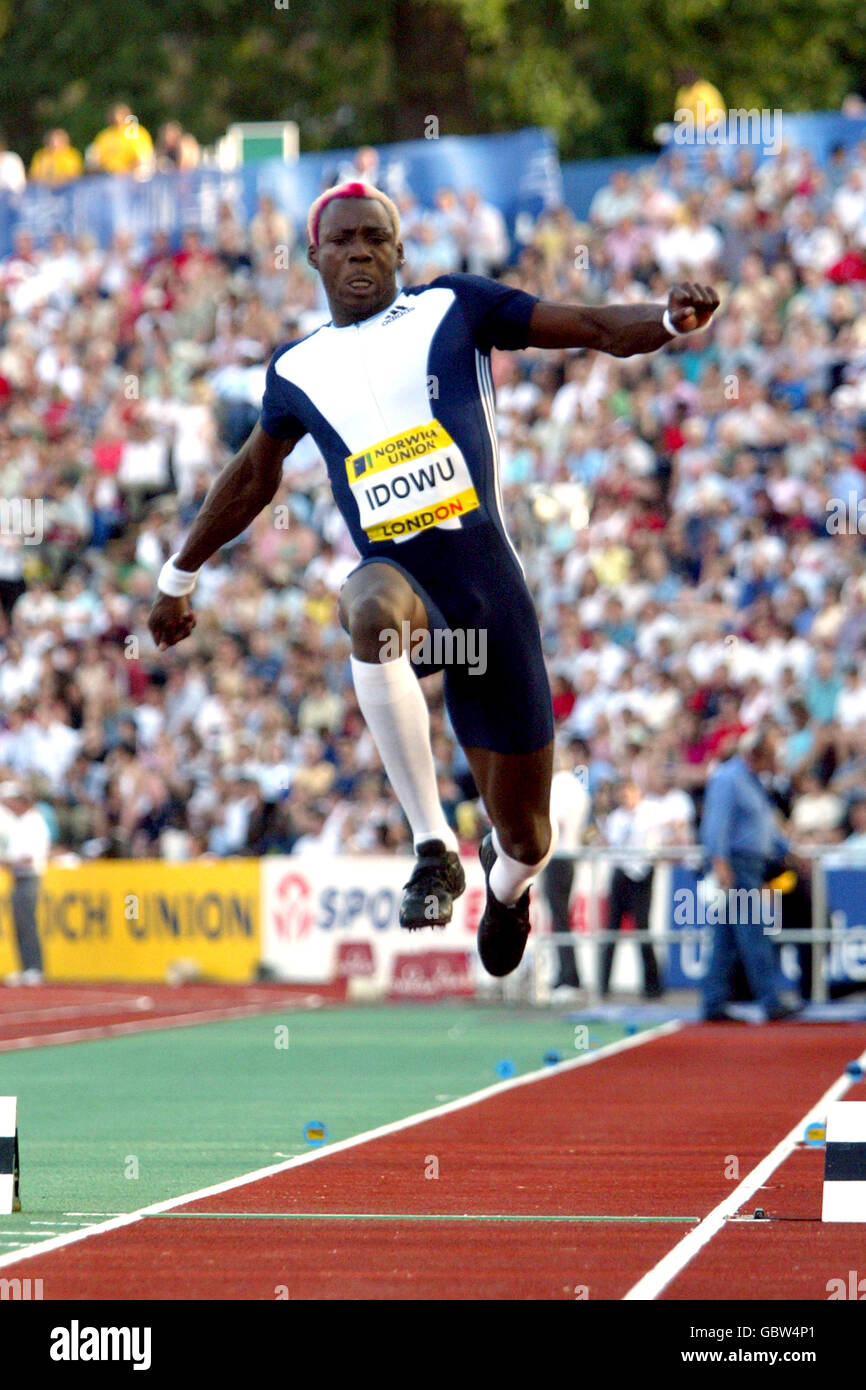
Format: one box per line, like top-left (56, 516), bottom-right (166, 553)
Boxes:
top-left (1, 0), bottom-right (865, 164)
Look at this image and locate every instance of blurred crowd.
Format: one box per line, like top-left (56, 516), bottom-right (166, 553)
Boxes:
top-left (0, 105), bottom-right (199, 189)
top-left (1, 133), bottom-right (866, 863)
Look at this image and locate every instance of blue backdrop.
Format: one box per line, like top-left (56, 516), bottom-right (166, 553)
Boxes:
top-left (3, 110), bottom-right (864, 258)
top-left (0, 127), bottom-right (561, 257)
top-left (825, 868), bottom-right (866, 988)
top-left (665, 863), bottom-right (866, 992)
top-left (561, 111), bottom-right (866, 218)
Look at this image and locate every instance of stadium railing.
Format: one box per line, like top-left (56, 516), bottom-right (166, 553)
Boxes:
top-left (531, 845), bottom-right (863, 1007)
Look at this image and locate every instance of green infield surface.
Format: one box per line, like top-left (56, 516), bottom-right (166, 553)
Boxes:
top-left (0, 1004), bottom-right (631, 1256)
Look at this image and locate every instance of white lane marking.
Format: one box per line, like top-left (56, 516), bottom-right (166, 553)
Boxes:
top-left (0, 1019), bottom-right (681, 1269)
top-left (0, 997), bottom-right (150, 1023)
top-left (27, 1220), bottom-right (90, 1227)
top-left (0, 1001), bottom-right (321, 1052)
top-left (623, 1042), bottom-right (866, 1301)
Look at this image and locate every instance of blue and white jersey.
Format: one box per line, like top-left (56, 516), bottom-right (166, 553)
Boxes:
top-left (260, 273), bottom-right (537, 560)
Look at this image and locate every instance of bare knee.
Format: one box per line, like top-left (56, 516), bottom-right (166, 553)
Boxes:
top-left (346, 589), bottom-right (409, 662)
top-left (495, 812), bottom-right (552, 866)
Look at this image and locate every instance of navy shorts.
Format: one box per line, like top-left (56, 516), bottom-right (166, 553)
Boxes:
top-left (347, 521), bottom-right (554, 755)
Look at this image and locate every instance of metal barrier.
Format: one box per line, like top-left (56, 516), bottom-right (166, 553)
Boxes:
top-left (533, 845), bottom-right (863, 1007)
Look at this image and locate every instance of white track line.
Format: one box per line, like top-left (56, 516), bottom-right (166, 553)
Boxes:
top-left (0, 1000), bottom-right (326, 1052)
top-left (0, 1003), bottom-right (135, 1023)
top-left (0, 996), bottom-right (150, 1023)
top-left (0, 1018), bottom-right (682, 1270)
top-left (623, 1042), bottom-right (866, 1301)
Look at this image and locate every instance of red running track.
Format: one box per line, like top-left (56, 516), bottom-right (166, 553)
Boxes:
top-left (0, 981), bottom-right (346, 1049)
top-left (2, 1022), bottom-right (865, 1299)
top-left (665, 1070), bottom-right (866, 1300)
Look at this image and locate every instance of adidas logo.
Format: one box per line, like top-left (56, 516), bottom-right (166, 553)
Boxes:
top-left (381, 304), bottom-right (414, 325)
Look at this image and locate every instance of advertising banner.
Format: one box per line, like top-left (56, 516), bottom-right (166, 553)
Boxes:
top-left (666, 864), bottom-right (820, 994)
top-left (260, 854), bottom-right (487, 994)
top-left (0, 127), bottom-right (561, 257)
top-left (0, 860), bottom-right (260, 982)
top-left (825, 867), bottom-right (866, 988)
top-left (260, 853), bottom-right (645, 995)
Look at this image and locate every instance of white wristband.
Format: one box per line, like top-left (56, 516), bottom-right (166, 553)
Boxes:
top-left (662, 307), bottom-right (688, 337)
top-left (157, 553), bottom-right (199, 597)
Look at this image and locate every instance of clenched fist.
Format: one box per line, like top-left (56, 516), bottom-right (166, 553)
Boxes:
top-left (668, 282), bottom-right (720, 333)
top-left (148, 593), bottom-right (196, 651)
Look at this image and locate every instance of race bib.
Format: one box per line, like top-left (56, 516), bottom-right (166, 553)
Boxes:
top-left (346, 421), bottom-right (479, 544)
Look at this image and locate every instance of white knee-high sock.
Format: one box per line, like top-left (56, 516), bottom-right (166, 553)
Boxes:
top-left (351, 653), bottom-right (458, 853)
top-left (490, 822), bottom-right (558, 905)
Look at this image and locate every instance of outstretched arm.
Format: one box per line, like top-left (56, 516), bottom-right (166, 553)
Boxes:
top-left (148, 422), bottom-right (301, 650)
top-left (526, 281), bottom-right (720, 356)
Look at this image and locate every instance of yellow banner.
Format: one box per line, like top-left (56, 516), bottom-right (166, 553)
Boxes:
top-left (345, 421), bottom-right (451, 483)
top-left (366, 487), bottom-right (480, 542)
top-left (0, 861), bottom-right (260, 982)
top-left (0, 875), bottom-right (16, 978)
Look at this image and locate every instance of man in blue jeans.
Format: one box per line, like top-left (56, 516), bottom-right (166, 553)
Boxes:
top-left (699, 730), bottom-right (801, 1022)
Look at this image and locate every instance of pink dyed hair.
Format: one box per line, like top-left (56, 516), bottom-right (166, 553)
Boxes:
top-left (307, 180), bottom-right (401, 247)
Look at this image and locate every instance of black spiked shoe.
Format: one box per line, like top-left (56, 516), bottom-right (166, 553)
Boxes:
top-left (477, 833), bottom-right (531, 977)
top-left (400, 840), bottom-right (466, 930)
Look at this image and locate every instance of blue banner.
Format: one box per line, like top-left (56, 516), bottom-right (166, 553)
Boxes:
top-left (561, 111), bottom-right (866, 219)
top-left (665, 865), bottom-right (800, 993)
top-left (5, 112), bottom-right (865, 255)
top-left (666, 866), bottom-right (712, 990)
top-left (825, 868), bottom-right (866, 988)
top-left (560, 154), bottom-right (656, 222)
top-left (0, 127), bottom-right (561, 258)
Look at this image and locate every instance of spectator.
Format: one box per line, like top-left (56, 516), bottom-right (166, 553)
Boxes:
top-left (29, 129), bottom-right (84, 185)
top-left (542, 738), bottom-right (592, 999)
top-left (599, 778), bottom-right (664, 999)
top-left (0, 130), bottom-right (26, 193)
top-left (673, 67), bottom-right (726, 123)
top-left (87, 103), bottom-right (154, 176)
top-left (0, 781), bottom-right (52, 985)
top-left (699, 729), bottom-right (801, 1021)
top-left (215, 202), bottom-right (253, 275)
top-left (589, 170), bottom-right (642, 229)
top-left (459, 188), bottom-right (509, 277)
top-left (336, 145), bottom-right (380, 187)
top-left (155, 121), bottom-right (200, 172)
top-left (805, 650), bottom-right (841, 725)
top-left (652, 194), bottom-right (722, 279)
top-left (842, 795), bottom-right (866, 853)
top-left (789, 772), bottom-right (845, 842)
top-left (249, 194), bottom-right (294, 308)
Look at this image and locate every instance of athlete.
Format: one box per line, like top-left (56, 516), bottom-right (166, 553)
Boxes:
top-left (149, 180), bottom-right (719, 977)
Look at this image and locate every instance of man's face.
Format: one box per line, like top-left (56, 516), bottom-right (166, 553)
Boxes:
top-left (623, 783), bottom-right (641, 811)
top-left (308, 198), bottom-right (402, 325)
top-left (749, 737), bottom-right (777, 774)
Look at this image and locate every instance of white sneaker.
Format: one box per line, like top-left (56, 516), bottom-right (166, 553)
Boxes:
top-left (3, 972), bottom-right (23, 987)
top-left (21, 969), bottom-right (44, 986)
